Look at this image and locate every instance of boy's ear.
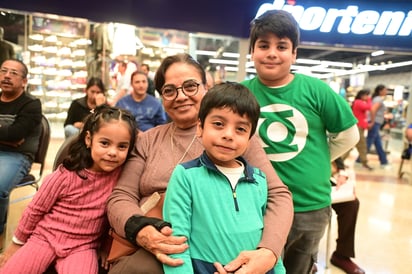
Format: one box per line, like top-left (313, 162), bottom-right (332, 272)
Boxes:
top-left (196, 120), bottom-right (203, 137)
top-left (292, 47), bottom-right (298, 64)
top-left (85, 131), bottom-right (92, 148)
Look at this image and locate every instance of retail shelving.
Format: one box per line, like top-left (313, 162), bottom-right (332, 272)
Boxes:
top-left (26, 13), bottom-right (89, 122)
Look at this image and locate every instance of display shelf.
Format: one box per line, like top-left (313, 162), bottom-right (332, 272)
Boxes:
top-left (27, 14), bottom-right (89, 121)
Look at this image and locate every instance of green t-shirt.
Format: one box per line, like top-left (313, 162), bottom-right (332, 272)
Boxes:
top-left (242, 73), bottom-right (357, 212)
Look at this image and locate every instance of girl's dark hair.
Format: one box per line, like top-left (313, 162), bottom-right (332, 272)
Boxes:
top-left (63, 105), bottom-right (137, 175)
top-left (154, 53), bottom-right (206, 94)
top-left (198, 82), bottom-right (260, 138)
top-left (355, 89), bottom-right (370, 100)
top-left (372, 84), bottom-right (386, 98)
top-left (86, 77), bottom-right (106, 96)
top-left (249, 10), bottom-right (300, 53)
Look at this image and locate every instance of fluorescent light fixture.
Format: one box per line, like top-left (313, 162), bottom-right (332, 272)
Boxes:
top-left (224, 66), bottom-right (239, 72)
top-left (195, 50), bottom-right (239, 58)
top-left (371, 50), bottom-right (385, 57)
top-left (195, 50), bottom-right (215, 56)
top-left (296, 58), bottom-right (321, 65)
top-left (296, 58), bottom-right (352, 68)
top-left (381, 60), bottom-right (412, 69)
top-left (208, 58), bottom-right (239, 65)
top-left (320, 60), bottom-right (353, 68)
top-left (222, 52), bottom-right (240, 58)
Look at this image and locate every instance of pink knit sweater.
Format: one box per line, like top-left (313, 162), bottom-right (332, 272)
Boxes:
top-left (14, 165), bottom-right (121, 257)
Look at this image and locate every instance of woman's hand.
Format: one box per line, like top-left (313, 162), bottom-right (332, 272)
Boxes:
top-left (95, 93), bottom-right (107, 106)
top-left (335, 174), bottom-right (348, 190)
top-left (213, 248), bottom-right (276, 274)
top-left (0, 242), bottom-right (22, 268)
top-left (136, 225), bottom-right (188, 266)
top-left (98, 245), bottom-right (110, 270)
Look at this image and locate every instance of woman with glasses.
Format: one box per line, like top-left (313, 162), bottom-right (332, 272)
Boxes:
top-left (107, 53), bottom-right (293, 274)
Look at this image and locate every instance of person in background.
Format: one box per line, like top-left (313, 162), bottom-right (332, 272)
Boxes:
top-left (0, 59), bottom-right (42, 251)
top-left (110, 61), bottom-right (130, 106)
top-left (0, 27), bottom-right (15, 66)
top-left (163, 82), bottom-right (285, 274)
top-left (116, 70), bottom-right (167, 132)
top-left (367, 84), bottom-right (391, 169)
top-left (107, 53), bottom-right (293, 274)
top-left (351, 89), bottom-right (373, 170)
top-left (140, 64), bottom-right (156, 97)
top-left (140, 63), bottom-right (155, 80)
top-left (241, 10), bottom-right (359, 274)
top-left (205, 70), bottom-right (215, 90)
top-left (64, 77), bottom-right (107, 138)
top-left (405, 123), bottom-right (412, 143)
top-left (0, 106), bottom-right (137, 273)
top-left (330, 157), bottom-right (365, 274)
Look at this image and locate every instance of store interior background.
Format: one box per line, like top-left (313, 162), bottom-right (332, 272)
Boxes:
top-left (1, 2), bottom-right (412, 273)
top-left (1, 2), bottom-right (412, 138)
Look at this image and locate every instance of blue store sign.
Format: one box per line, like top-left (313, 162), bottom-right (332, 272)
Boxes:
top-left (256, 0), bottom-right (412, 51)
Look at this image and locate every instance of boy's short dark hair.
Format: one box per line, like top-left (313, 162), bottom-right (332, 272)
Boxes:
top-left (198, 82), bottom-right (260, 138)
top-left (249, 9), bottom-right (300, 53)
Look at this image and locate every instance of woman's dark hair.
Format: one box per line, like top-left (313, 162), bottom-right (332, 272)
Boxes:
top-left (154, 53), bottom-right (206, 94)
top-left (249, 9), bottom-right (300, 53)
top-left (355, 89), bottom-right (370, 100)
top-left (86, 77), bottom-right (106, 96)
top-left (63, 105), bottom-right (137, 176)
top-left (372, 84), bottom-right (386, 98)
top-left (198, 82), bottom-right (260, 138)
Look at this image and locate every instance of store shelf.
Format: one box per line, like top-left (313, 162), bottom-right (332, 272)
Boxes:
top-left (27, 14), bottom-right (89, 120)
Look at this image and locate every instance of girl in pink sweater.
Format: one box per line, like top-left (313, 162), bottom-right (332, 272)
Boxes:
top-left (0, 105), bottom-right (137, 274)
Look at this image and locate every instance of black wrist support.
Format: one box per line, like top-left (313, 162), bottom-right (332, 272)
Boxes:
top-left (124, 215), bottom-right (171, 246)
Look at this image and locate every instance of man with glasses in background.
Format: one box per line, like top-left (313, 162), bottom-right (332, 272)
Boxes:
top-left (0, 59), bottom-right (42, 251)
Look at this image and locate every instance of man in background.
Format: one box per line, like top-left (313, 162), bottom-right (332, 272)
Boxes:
top-left (0, 59), bottom-right (42, 250)
top-left (140, 63), bottom-right (156, 96)
top-left (0, 27), bottom-right (15, 66)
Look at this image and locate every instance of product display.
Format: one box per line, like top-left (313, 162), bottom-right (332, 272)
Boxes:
top-left (27, 14), bottom-right (89, 122)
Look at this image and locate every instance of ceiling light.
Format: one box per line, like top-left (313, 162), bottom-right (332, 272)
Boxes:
top-left (371, 50), bottom-right (385, 56)
top-left (208, 58), bottom-right (239, 65)
top-left (296, 58), bottom-right (321, 65)
top-left (195, 50), bottom-right (215, 56)
top-left (222, 52), bottom-right (240, 58)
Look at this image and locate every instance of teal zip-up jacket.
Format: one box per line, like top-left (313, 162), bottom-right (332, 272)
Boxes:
top-left (163, 151), bottom-right (280, 274)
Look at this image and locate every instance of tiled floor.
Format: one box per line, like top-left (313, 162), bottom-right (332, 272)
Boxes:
top-left (5, 129), bottom-right (412, 274)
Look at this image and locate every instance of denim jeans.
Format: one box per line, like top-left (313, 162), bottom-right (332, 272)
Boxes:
top-left (283, 206), bottom-right (331, 274)
top-left (64, 125), bottom-right (80, 139)
top-left (0, 151), bottom-right (32, 233)
top-left (366, 122), bottom-right (388, 165)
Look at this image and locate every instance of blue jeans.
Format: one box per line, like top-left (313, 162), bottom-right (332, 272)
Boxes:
top-left (0, 151), bottom-right (32, 233)
top-left (64, 125), bottom-right (80, 139)
top-left (283, 206), bottom-right (331, 274)
top-left (366, 122), bottom-right (388, 165)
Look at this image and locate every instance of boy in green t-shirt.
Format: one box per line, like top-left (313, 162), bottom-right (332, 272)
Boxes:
top-left (242, 10), bottom-right (359, 274)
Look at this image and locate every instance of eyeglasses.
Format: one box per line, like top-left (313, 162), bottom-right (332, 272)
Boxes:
top-left (0, 67), bottom-right (23, 78)
top-left (161, 80), bottom-right (200, 101)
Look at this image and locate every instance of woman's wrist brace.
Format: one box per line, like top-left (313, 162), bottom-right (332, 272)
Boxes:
top-left (125, 215), bottom-right (171, 246)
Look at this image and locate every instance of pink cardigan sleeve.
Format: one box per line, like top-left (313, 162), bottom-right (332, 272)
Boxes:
top-left (14, 167), bottom-right (69, 243)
